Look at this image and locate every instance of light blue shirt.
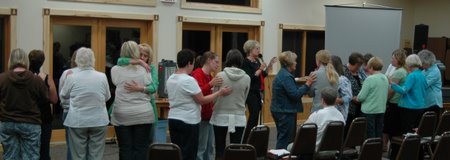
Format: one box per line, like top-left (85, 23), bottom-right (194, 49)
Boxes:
top-left (60, 68), bottom-right (111, 128)
top-left (423, 64), bottom-right (443, 108)
top-left (391, 69), bottom-right (427, 110)
top-left (336, 76), bottom-right (352, 120)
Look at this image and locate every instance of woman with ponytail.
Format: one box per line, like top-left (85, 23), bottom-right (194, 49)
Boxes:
top-left (309, 50), bottom-right (339, 112)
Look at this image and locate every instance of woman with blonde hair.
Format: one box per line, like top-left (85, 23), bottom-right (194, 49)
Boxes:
top-left (309, 50), bottom-right (339, 112)
top-left (383, 49), bottom-right (408, 149)
top-left (111, 41), bottom-right (154, 160)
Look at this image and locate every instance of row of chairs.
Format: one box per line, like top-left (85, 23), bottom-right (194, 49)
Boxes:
top-left (390, 111), bottom-right (450, 159)
top-left (147, 110), bottom-right (450, 160)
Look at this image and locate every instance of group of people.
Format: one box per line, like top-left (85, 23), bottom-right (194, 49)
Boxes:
top-left (0, 40), bottom-right (159, 160)
top-left (166, 40), bottom-right (278, 160)
top-left (270, 48), bottom-right (443, 159)
top-left (0, 38), bottom-right (443, 160)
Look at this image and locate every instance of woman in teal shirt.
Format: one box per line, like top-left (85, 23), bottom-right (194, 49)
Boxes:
top-left (390, 54), bottom-right (427, 135)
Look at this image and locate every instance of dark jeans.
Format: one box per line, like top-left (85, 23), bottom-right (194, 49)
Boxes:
top-left (243, 91), bottom-right (262, 143)
top-left (115, 124), bottom-right (152, 160)
top-left (213, 125), bottom-right (245, 158)
top-left (40, 122), bottom-right (52, 160)
top-left (425, 105), bottom-right (443, 125)
top-left (362, 113), bottom-right (384, 138)
top-left (169, 119), bottom-right (199, 160)
top-left (272, 112), bottom-right (297, 149)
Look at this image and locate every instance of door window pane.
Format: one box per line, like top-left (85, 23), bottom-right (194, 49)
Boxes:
top-left (187, 0), bottom-right (251, 6)
top-left (221, 32), bottom-right (248, 66)
top-left (183, 30), bottom-right (210, 56)
top-left (52, 24), bottom-right (91, 129)
top-left (305, 31), bottom-right (325, 74)
top-left (282, 30), bottom-right (303, 77)
top-left (105, 27), bottom-right (141, 108)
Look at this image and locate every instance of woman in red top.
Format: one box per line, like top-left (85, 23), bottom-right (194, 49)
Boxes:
top-left (191, 51), bottom-right (222, 160)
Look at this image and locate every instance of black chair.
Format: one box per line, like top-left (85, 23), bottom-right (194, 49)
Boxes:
top-left (341, 117), bottom-right (367, 159)
top-left (247, 125), bottom-right (270, 158)
top-left (357, 138), bottom-right (383, 160)
top-left (147, 143), bottom-right (182, 160)
top-left (288, 123), bottom-right (318, 160)
top-left (431, 131), bottom-right (450, 160)
top-left (314, 121), bottom-right (345, 160)
top-left (223, 144), bottom-right (257, 160)
top-left (432, 111), bottom-right (450, 142)
top-left (391, 111), bottom-right (437, 158)
top-left (396, 135), bottom-right (421, 160)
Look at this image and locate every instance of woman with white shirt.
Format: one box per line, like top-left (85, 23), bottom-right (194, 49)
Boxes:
top-left (210, 49), bottom-right (251, 159)
top-left (110, 41), bottom-right (154, 160)
top-left (60, 47), bottom-right (111, 160)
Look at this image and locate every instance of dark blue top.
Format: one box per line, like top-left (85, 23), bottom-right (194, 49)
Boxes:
top-left (271, 67), bottom-right (310, 113)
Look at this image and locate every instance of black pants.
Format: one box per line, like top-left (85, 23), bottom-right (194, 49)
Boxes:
top-left (40, 122), bottom-right (52, 160)
top-left (213, 125), bottom-right (245, 158)
top-left (115, 124), bottom-right (152, 160)
top-left (169, 119), bottom-right (199, 160)
top-left (243, 91), bottom-right (262, 143)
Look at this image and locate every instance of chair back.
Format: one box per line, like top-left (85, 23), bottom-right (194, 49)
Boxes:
top-left (223, 144), bottom-right (257, 160)
top-left (435, 111), bottom-right (450, 136)
top-left (147, 143), bottom-right (182, 160)
top-left (417, 111), bottom-right (437, 137)
top-left (396, 135), bottom-right (421, 160)
top-left (431, 131), bottom-right (450, 160)
top-left (343, 117), bottom-right (367, 148)
top-left (246, 125), bottom-right (270, 158)
top-left (317, 121), bottom-right (345, 151)
top-left (290, 123), bottom-right (317, 156)
top-left (357, 138), bottom-right (383, 160)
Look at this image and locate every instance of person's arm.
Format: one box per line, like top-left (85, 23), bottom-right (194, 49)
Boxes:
top-left (192, 86), bottom-right (232, 105)
top-left (47, 74), bottom-right (58, 105)
top-left (425, 69), bottom-right (440, 88)
top-left (117, 57), bottom-right (150, 72)
top-left (59, 75), bottom-right (73, 101)
top-left (307, 71), bottom-right (317, 97)
top-left (145, 64), bottom-right (159, 94)
top-left (102, 74), bottom-right (111, 102)
top-left (242, 61), bottom-right (260, 83)
top-left (192, 70), bottom-right (213, 95)
top-left (357, 78), bottom-right (371, 102)
top-left (337, 78), bottom-right (352, 105)
top-left (391, 74), bottom-right (414, 95)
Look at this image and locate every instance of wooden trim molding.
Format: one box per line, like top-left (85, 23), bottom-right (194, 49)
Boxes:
top-left (179, 16), bottom-right (262, 26)
top-left (49, 0), bottom-right (156, 7)
top-left (47, 8), bottom-right (156, 21)
top-left (180, 0), bottom-right (261, 14)
top-left (280, 23), bottom-right (325, 31)
top-left (0, 8), bottom-right (17, 60)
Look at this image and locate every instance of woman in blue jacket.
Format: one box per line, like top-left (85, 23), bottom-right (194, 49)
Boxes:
top-left (271, 51), bottom-right (315, 149)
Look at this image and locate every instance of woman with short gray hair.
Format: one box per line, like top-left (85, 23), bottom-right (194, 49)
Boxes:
top-left (389, 54), bottom-right (428, 158)
top-left (60, 47), bottom-right (111, 160)
top-left (418, 50), bottom-right (443, 117)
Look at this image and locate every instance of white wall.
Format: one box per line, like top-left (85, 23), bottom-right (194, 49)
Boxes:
top-left (413, 0), bottom-right (450, 38)
top-left (0, 0), bottom-right (415, 73)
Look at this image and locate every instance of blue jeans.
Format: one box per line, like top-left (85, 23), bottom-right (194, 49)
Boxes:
top-left (0, 122), bottom-right (41, 160)
top-left (362, 113), bottom-right (384, 138)
top-left (272, 112), bottom-right (297, 149)
top-left (115, 124), bottom-right (152, 160)
top-left (197, 121), bottom-right (215, 160)
top-left (63, 111), bottom-right (72, 160)
top-left (169, 119), bottom-right (199, 160)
